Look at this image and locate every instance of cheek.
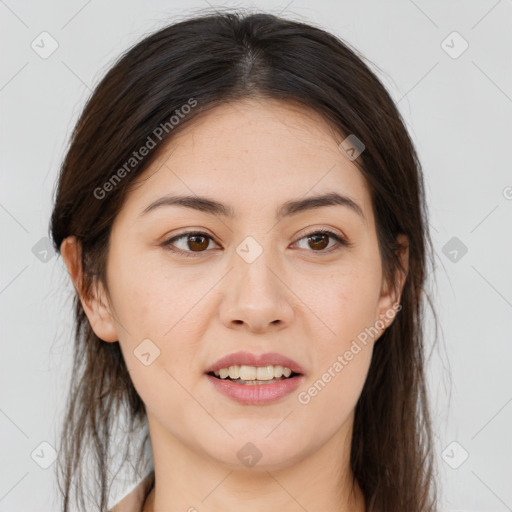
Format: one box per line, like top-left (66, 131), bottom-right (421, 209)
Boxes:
top-left (299, 342), bottom-right (373, 441)
top-left (297, 281), bottom-right (377, 432)
top-left (107, 246), bottom-right (206, 336)
top-left (294, 259), bottom-right (382, 347)
top-left (292, 257), bottom-right (381, 411)
top-left (293, 308), bottom-right (374, 454)
top-left (118, 321), bottom-right (199, 427)
top-left (106, 250), bottom-right (208, 407)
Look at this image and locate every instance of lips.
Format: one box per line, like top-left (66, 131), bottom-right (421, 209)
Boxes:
top-left (206, 372), bottom-right (304, 405)
top-left (204, 350), bottom-right (305, 375)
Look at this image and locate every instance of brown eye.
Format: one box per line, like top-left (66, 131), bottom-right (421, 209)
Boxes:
top-left (294, 230), bottom-right (346, 253)
top-left (164, 231), bottom-right (218, 257)
top-left (164, 229), bottom-right (347, 258)
top-left (186, 234), bottom-right (210, 251)
top-left (307, 233), bottom-right (330, 251)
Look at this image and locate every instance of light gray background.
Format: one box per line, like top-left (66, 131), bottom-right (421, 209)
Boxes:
top-left (1, 0), bottom-right (511, 511)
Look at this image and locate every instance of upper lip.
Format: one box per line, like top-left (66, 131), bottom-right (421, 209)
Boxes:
top-left (205, 351), bottom-right (305, 375)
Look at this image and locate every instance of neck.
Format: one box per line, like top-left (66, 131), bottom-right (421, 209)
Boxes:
top-left (143, 472), bottom-right (364, 512)
top-left (143, 414), bottom-right (366, 512)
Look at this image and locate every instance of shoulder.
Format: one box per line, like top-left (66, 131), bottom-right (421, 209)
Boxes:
top-left (109, 470), bottom-right (155, 512)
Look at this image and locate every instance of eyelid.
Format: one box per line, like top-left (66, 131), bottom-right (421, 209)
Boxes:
top-left (162, 230), bottom-right (220, 258)
top-left (292, 230), bottom-right (351, 256)
top-left (294, 225), bottom-right (348, 243)
top-left (162, 227), bottom-right (350, 257)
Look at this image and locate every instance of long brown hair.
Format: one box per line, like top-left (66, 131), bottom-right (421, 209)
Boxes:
top-left (50, 9), bottom-right (438, 511)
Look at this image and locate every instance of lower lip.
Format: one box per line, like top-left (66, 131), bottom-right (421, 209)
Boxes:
top-left (205, 374), bottom-right (304, 405)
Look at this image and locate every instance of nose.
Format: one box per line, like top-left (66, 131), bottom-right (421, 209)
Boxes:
top-left (218, 249), bottom-right (295, 333)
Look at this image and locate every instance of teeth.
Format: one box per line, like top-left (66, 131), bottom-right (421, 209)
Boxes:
top-left (239, 365), bottom-right (257, 380)
top-left (256, 365), bottom-right (274, 380)
top-left (228, 366), bottom-right (239, 379)
top-left (274, 365), bottom-right (284, 378)
top-left (212, 364), bottom-right (295, 380)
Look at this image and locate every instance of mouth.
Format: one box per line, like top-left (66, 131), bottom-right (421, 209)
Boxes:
top-left (206, 369), bottom-right (303, 385)
top-left (205, 364), bottom-right (305, 405)
top-left (204, 351), bottom-right (306, 404)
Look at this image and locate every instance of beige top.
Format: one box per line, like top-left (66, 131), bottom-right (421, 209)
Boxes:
top-left (110, 470), bottom-right (154, 512)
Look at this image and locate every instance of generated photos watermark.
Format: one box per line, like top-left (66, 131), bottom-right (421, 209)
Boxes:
top-left (297, 302), bottom-right (402, 405)
top-left (93, 97), bottom-right (197, 200)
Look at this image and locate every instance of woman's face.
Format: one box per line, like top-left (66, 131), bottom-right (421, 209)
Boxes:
top-left (70, 98), bottom-right (404, 470)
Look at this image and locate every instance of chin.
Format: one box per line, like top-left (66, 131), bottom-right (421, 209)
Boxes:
top-left (201, 436), bottom-right (307, 472)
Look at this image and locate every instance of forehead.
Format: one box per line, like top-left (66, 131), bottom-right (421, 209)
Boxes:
top-left (121, 97), bottom-right (373, 222)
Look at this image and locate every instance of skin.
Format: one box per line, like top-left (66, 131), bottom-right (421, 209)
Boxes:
top-left (61, 97), bottom-right (408, 512)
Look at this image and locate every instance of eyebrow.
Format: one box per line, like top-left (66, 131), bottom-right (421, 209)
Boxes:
top-left (140, 192), bottom-right (364, 221)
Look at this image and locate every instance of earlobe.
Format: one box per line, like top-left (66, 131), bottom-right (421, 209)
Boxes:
top-left (60, 236), bottom-right (119, 343)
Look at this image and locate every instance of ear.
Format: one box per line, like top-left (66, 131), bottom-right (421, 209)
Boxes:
top-left (60, 236), bottom-right (118, 343)
top-left (375, 233), bottom-right (409, 331)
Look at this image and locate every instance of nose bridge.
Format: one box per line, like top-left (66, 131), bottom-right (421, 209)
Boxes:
top-left (219, 233), bottom-right (294, 330)
top-left (233, 234), bottom-right (282, 299)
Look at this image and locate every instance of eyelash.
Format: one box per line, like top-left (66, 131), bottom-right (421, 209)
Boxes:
top-left (162, 229), bottom-right (348, 258)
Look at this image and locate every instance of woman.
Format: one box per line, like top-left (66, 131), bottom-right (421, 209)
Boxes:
top-left (50, 9), bottom-right (438, 512)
